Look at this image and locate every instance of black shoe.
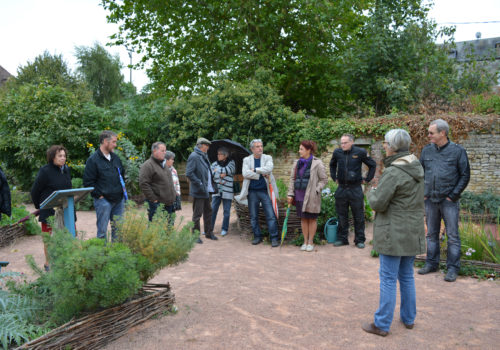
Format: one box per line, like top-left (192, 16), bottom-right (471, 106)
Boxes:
top-left (362, 322), bottom-right (388, 337)
top-left (271, 239), bottom-right (279, 248)
top-left (43, 264), bottom-right (50, 272)
top-left (444, 269), bottom-right (458, 282)
top-left (196, 237), bottom-right (203, 244)
top-left (252, 237), bottom-right (263, 245)
top-left (356, 243), bottom-right (365, 249)
top-left (417, 264), bottom-right (438, 275)
top-left (206, 233), bottom-right (218, 240)
top-left (333, 241), bottom-right (348, 247)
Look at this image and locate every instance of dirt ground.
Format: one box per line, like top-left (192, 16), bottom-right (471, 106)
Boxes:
top-left (1, 204), bottom-right (499, 350)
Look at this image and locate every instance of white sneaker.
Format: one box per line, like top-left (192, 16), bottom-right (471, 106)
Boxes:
top-left (300, 244), bottom-right (307, 251)
top-left (306, 244), bottom-right (314, 252)
top-left (221, 230), bottom-right (227, 236)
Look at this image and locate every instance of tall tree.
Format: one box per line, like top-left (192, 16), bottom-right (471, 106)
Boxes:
top-left (343, 0), bottom-right (456, 114)
top-left (16, 51), bottom-right (79, 89)
top-left (102, 0), bottom-right (370, 116)
top-left (75, 43), bottom-right (125, 107)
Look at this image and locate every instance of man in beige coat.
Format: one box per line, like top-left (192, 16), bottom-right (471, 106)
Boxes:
top-left (235, 139), bottom-right (280, 247)
top-left (139, 141), bottom-right (176, 221)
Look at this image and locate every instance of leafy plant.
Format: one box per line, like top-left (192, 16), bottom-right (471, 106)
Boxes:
top-left (115, 203), bottom-right (196, 281)
top-left (42, 229), bottom-right (144, 323)
top-left (317, 180), bottom-right (338, 233)
top-left (471, 93), bottom-right (500, 114)
top-left (460, 217), bottom-right (500, 264)
top-left (0, 290), bottom-right (44, 349)
top-left (71, 178), bottom-right (93, 211)
top-left (0, 206), bottom-right (41, 235)
top-left (275, 178), bottom-right (288, 201)
top-left (460, 190), bottom-right (500, 221)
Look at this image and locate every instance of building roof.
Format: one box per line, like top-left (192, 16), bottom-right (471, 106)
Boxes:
top-left (0, 65), bottom-right (13, 86)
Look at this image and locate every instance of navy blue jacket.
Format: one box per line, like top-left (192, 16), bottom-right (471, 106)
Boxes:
top-left (83, 149), bottom-right (125, 203)
top-left (420, 140), bottom-right (470, 203)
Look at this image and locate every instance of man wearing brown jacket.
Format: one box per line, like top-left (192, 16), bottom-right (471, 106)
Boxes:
top-left (139, 142), bottom-right (176, 221)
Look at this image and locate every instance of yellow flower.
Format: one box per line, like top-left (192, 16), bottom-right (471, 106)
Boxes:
top-left (118, 147), bottom-right (123, 151)
top-left (86, 142), bottom-right (93, 148)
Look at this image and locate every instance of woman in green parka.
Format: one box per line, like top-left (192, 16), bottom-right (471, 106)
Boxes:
top-left (362, 129), bottom-right (425, 337)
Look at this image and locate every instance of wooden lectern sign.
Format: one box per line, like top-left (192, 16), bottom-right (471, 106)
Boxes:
top-left (40, 188), bottom-right (94, 237)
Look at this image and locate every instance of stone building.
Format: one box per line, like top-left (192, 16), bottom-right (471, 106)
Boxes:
top-left (0, 65), bottom-right (13, 86)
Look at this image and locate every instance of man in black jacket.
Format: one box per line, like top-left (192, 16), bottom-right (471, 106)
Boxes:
top-left (83, 131), bottom-right (125, 240)
top-left (186, 137), bottom-right (218, 243)
top-left (330, 134), bottom-right (376, 248)
top-left (0, 167), bottom-right (11, 220)
top-left (418, 119), bottom-right (470, 282)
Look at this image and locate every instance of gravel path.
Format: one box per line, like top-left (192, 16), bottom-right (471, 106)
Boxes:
top-left (1, 204), bottom-right (499, 349)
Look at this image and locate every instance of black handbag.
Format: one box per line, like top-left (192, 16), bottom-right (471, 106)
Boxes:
top-left (173, 195), bottom-right (182, 211)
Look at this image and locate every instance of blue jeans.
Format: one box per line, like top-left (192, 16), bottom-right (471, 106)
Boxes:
top-left (94, 197), bottom-right (125, 240)
top-left (146, 200), bottom-right (174, 223)
top-left (211, 196), bottom-right (232, 232)
top-left (425, 199), bottom-right (461, 271)
top-left (374, 255), bottom-right (416, 332)
top-left (247, 189), bottom-right (278, 241)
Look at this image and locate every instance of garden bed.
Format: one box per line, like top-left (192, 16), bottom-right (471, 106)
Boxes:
top-left (234, 200), bottom-right (302, 241)
top-left (0, 224), bottom-right (27, 248)
top-left (17, 283), bottom-right (175, 350)
top-left (415, 256), bottom-right (500, 273)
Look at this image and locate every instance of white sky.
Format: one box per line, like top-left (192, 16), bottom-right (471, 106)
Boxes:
top-left (0, 0), bottom-right (499, 92)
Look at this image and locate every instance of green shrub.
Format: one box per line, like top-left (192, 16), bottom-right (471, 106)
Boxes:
top-left (0, 206), bottom-right (41, 235)
top-left (471, 93), bottom-right (500, 114)
top-left (115, 203), bottom-right (196, 281)
top-left (460, 190), bottom-right (500, 221)
top-left (460, 218), bottom-right (500, 264)
top-left (71, 178), bottom-right (94, 211)
top-left (44, 229), bottom-right (144, 322)
top-left (0, 83), bottom-right (112, 189)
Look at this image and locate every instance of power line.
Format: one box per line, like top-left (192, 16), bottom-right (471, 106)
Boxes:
top-left (437, 20), bottom-right (500, 25)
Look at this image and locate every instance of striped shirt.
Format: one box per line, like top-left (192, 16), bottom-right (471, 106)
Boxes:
top-left (211, 160), bottom-right (235, 199)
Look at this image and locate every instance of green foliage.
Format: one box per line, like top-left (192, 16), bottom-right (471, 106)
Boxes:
top-left (275, 178), bottom-right (289, 200)
top-left (459, 219), bottom-right (500, 264)
top-left (0, 83), bottom-right (112, 189)
top-left (13, 51), bottom-right (86, 96)
top-left (9, 186), bottom-right (29, 207)
top-left (471, 93), bottom-right (500, 114)
top-left (0, 290), bottom-right (44, 349)
top-left (343, 0), bottom-right (458, 114)
top-left (103, 0), bottom-right (370, 116)
top-left (71, 178), bottom-right (94, 211)
top-left (294, 117), bottom-right (401, 152)
top-left (114, 132), bottom-right (147, 196)
top-left (317, 180), bottom-right (338, 233)
top-left (157, 77), bottom-right (304, 160)
top-left (115, 203), bottom-right (196, 281)
top-left (460, 190), bottom-right (500, 221)
top-left (0, 206), bottom-right (41, 235)
top-left (43, 229), bottom-right (143, 322)
top-left (75, 43), bottom-right (126, 107)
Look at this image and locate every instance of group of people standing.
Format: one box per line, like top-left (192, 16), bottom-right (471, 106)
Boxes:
top-left (8, 118), bottom-right (470, 336)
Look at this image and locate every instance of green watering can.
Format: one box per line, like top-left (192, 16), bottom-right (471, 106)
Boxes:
top-left (323, 217), bottom-right (338, 243)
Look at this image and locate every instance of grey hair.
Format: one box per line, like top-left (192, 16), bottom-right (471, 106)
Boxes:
top-left (250, 139), bottom-right (263, 149)
top-left (430, 119), bottom-right (449, 136)
top-left (165, 150), bottom-right (175, 160)
top-left (99, 130), bottom-right (117, 144)
top-left (151, 141), bottom-right (166, 152)
top-left (341, 134), bottom-right (355, 142)
top-left (384, 129), bottom-right (411, 152)
top-left (217, 147), bottom-right (229, 157)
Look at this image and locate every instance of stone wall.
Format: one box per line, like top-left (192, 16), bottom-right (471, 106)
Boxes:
top-left (175, 132), bottom-right (499, 196)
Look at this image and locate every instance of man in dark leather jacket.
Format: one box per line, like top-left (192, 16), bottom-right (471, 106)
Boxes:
top-left (418, 119), bottom-right (470, 282)
top-left (330, 134), bottom-right (376, 248)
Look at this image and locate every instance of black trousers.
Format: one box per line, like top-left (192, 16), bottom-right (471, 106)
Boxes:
top-left (192, 197), bottom-right (213, 235)
top-left (334, 185), bottom-right (365, 244)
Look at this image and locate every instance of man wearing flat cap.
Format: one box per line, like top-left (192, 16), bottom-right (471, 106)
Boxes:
top-left (186, 137), bottom-right (218, 243)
